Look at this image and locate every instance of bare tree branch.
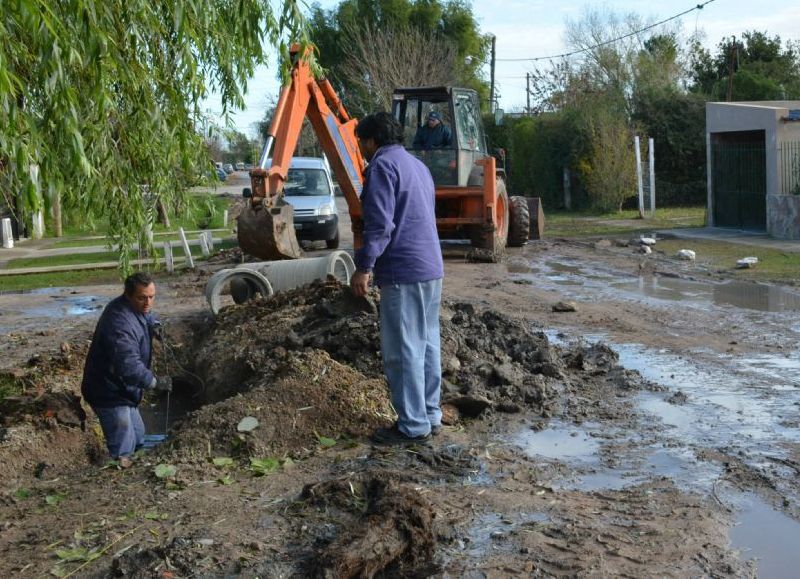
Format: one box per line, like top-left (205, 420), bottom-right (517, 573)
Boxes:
top-left (339, 24), bottom-right (460, 114)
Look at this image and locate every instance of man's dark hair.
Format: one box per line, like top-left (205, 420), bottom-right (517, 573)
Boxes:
top-left (355, 112), bottom-right (404, 147)
top-left (124, 272), bottom-right (155, 295)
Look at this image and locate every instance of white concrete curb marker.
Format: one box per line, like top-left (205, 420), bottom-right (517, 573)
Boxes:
top-left (198, 233), bottom-right (210, 257)
top-left (1, 218), bottom-right (13, 249)
top-left (178, 227), bottom-right (194, 269)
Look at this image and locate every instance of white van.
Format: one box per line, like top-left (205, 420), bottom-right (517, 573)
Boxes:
top-left (269, 157), bottom-right (339, 248)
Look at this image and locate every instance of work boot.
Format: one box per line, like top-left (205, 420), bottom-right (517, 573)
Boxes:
top-left (118, 456), bottom-right (133, 469)
top-left (431, 424), bottom-right (443, 436)
top-left (371, 425), bottom-right (431, 446)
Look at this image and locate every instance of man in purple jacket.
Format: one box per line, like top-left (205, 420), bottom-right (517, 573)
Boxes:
top-left (82, 273), bottom-right (172, 467)
top-left (351, 112), bottom-right (444, 445)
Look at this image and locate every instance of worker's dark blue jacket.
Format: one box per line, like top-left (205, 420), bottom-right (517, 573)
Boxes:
top-left (412, 123), bottom-right (452, 149)
top-left (354, 144), bottom-right (443, 286)
top-left (81, 295), bottom-right (157, 408)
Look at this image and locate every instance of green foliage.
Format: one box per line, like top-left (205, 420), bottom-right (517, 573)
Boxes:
top-left (12, 488), bottom-right (31, 500)
top-left (632, 89), bottom-right (707, 205)
top-left (45, 493), bottom-right (67, 507)
top-left (0, 1), bottom-right (307, 273)
top-left (212, 457), bottom-right (235, 468)
top-left (578, 113), bottom-right (637, 212)
top-left (689, 31), bottom-right (800, 100)
top-left (315, 432), bottom-right (337, 447)
top-left (153, 464), bottom-right (177, 479)
top-left (249, 457), bottom-right (281, 476)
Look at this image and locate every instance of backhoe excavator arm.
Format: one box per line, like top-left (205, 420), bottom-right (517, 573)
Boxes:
top-left (238, 45), bottom-right (366, 260)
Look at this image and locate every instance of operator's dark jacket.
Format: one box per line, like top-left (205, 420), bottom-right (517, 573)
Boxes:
top-left (81, 295), bottom-right (157, 408)
top-left (412, 123), bottom-right (452, 149)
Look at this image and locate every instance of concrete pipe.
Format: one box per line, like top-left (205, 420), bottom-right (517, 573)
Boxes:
top-left (205, 268), bottom-right (274, 315)
top-left (236, 251), bottom-right (355, 293)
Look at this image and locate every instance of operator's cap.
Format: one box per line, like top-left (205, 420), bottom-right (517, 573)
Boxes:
top-left (427, 110), bottom-right (442, 121)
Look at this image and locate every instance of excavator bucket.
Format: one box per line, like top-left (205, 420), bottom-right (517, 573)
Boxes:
top-left (237, 200), bottom-right (303, 260)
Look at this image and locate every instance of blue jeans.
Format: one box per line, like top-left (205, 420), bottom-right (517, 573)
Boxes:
top-left (379, 278), bottom-right (442, 437)
top-left (93, 406), bottom-right (145, 459)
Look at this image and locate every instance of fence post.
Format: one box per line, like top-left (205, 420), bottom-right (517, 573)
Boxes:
top-left (163, 241), bottom-right (174, 273)
top-left (198, 233), bottom-right (210, 257)
top-left (648, 137), bottom-right (656, 216)
top-left (222, 209), bottom-right (229, 228)
top-left (635, 136), bottom-right (644, 218)
top-left (563, 167), bottom-right (572, 210)
top-left (1, 218), bottom-right (13, 248)
top-left (178, 227), bottom-right (195, 269)
top-left (204, 230), bottom-right (214, 251)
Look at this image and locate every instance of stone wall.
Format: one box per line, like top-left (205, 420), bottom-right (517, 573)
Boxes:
top-left (767, 194), bottom-right (800, 239)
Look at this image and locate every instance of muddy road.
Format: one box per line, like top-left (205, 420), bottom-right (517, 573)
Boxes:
top-left (1, 226), bottom-right (800, 577)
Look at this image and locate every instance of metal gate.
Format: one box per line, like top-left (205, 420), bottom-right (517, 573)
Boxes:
top-left (711, 142), bottom-right (766, 230)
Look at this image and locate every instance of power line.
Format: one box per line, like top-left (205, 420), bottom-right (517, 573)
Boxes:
top-left (496, 0), bottom-right (716, 63)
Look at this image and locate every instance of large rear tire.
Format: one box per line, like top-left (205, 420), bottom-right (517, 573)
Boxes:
top-left (507, 196), bottom-right (530, 247)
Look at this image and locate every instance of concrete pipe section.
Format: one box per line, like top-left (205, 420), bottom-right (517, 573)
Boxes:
top-left (205, 251), bottom-right (355, 314)
top-left (205, 268), bottom-right (274, 315)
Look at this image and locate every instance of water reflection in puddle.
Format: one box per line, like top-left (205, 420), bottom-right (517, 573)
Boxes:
top-left (508, 257), bottom-right (800, 313)
top-left (728, 493), bottom-right (800, 578)
top-left (516, 423), bottom-right (600, 462)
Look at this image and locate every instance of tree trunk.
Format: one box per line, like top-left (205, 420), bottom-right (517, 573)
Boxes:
top-left (52, 192), bottom-right (63, 237)
top-left (157, 198), bottom-right (171, 228)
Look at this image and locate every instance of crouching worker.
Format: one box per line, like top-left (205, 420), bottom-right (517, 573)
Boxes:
top-left (81, 272), bottom-right (172, 467)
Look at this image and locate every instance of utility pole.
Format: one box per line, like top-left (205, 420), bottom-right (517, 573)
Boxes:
top-left (526, 73), bottom-right (531, 116)
top-left (489, 35), bottom-right (496, 112)
top-left (726, 36), bottom-right (738, 102)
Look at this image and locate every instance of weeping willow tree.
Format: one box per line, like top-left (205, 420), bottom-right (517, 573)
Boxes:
top-left (0, 0), bottom-right (307, 271)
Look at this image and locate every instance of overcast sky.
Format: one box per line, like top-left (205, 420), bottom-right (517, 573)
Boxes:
top-left (203, 0), bottom-right (800, 137)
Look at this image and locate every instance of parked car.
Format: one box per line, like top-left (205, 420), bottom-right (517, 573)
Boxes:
top-left (223, 163), bottom-right (234, 174)
top-left (236, 162), bottom-right (245, 171)
top-left (257, 157), bottom-right (339, 248)
top-left (215, 168), bottom-right (227, 181)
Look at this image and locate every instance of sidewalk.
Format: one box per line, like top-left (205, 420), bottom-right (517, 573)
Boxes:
top-left (657, 227), bottom-right (800, 253)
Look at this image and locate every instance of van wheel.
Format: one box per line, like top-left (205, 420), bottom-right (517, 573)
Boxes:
top-left (326, 229), bottom-right (340, 249)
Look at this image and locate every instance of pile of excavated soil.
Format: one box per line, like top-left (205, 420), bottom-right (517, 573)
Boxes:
top-left (167, 349), bottom-right (393, 459)
top-left (163, 279), bottom-right (647, 459)
top-left (188, 279), bottom-right (563, 419)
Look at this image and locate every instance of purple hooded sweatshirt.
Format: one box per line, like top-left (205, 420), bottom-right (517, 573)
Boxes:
top-left (354, 144), bottom-right (444, 286)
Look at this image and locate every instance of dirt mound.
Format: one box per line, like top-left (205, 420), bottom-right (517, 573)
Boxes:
top-left (166, 350), bottom-right (393, 459)
top-left (189, 280), bottom-right (561, 418)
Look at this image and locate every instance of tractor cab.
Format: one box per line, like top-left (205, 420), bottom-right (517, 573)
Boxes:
top-left (391, 87), bottom-right (488, 188)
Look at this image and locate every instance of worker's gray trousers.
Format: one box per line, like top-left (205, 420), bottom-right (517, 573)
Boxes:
top-left (93, 405), bottom-right (145, 459)
top-left (379, 278), bottom-right (443, 438)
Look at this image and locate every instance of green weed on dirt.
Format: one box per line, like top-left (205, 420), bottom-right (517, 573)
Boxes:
top-left (545, 206), bottom-right (706, 238)
top-left (656, 238), bottom-right (800, 284)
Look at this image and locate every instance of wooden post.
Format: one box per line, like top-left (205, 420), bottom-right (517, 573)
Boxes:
top-left (204, 230), bottom-right (214, 251)
top-left (635, 136), bottom-right (644, 218)
top-left (563, 167), bottom-right (571, 210)
top-left (222, 209), bottom-right (229, 228)
top-left (178, 227), bottom-right (194, 269)
top-left (163, 241), bottom-right (174, 273)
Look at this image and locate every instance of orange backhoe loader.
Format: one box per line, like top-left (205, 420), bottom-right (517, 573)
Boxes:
top-left (238, 45), bottom-right (534, 261)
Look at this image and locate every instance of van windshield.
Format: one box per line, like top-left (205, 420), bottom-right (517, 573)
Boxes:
top-left (284, 168), bottom-right (331, 196)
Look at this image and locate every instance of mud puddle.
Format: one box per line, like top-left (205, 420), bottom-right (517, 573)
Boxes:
top-left (529, 330), bottom-right (800, 575)
top-left (728, 492), bottom-right (800, 578)
top-left (0, 287), bottom-right (109, 333)
top-left (509, 257), bottom-right (800, 312)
